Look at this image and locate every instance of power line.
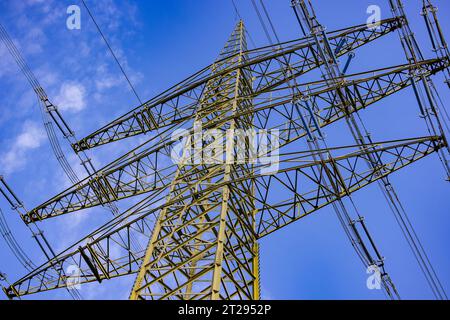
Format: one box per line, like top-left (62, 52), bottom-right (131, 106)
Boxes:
top-left (230, 0), bottom-right (257, 48)
top-left (231, 0), bottom-right (242, 21)
top-left (81, 0), bottom-right (143, 105)
top-left (0, 177), bottom-right (83, 300)
top-left (258, 0), bottom-right (281, 43)
top-left (254, 0), bottom-right (401, 299)
top-left (1, 16), bottom-right (144, 255)
top-left (0, 207), bottom-right (36, 272)
top-left (251, 0), bottom-right (274, 44)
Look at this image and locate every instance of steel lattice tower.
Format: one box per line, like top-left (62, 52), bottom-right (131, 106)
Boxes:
top-left (130, 21), bottom-right (260, 299)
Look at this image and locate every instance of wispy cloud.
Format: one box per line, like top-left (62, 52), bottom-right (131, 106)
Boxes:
top-left (0, 0), bottom-right (150, 299)
top-left (1, 120), bottom-right (46, 174)
top-left (54, 82), bottom-right (87, 113)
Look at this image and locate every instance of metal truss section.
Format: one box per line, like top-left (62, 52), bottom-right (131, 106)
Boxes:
top-left (24, 57), bottom-right (448, 224)
top-left (4, 135), bottom-right (445, 299)
top-left (72, 17), bottom-right (403, 152)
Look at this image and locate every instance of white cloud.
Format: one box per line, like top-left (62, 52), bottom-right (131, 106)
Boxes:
top-left (1, 121), bottom-right (46, 174)
top-left (26, 0), bottom-right (47, 5)
top-left (94, 63), bottom-right (123, 91)
top-left (17, 127), bottom-right (42, 148)
top-left (13, 0), bottom-right (55, 14)
top-left (95, 75), bottom-right (123, 91)
top-left (54, 82), bottom-right (87, 113)
top-left (36, 68), bottom-right (58, 88)
top-left (0, 42), bottom-right (18, 79)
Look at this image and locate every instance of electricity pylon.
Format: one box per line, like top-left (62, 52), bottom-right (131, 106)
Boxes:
top-left (129, 21), bottom-right (260, 300)
top-left (3, 6), bottom-right (449, 300)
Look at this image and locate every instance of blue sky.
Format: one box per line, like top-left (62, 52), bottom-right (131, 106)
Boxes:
top-left (0, 0), bottom-right (449, 300)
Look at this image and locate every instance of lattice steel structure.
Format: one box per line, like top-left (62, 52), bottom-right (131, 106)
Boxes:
top-left (2, 0), bottom-right (450, 300)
